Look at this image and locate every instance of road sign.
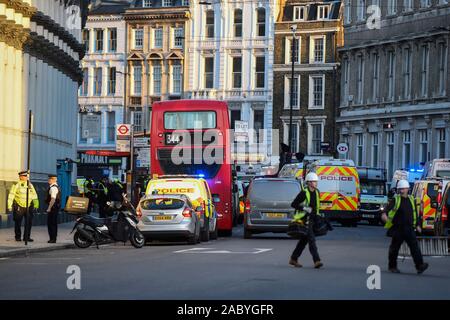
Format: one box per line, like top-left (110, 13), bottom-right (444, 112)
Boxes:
top-left (116, 124), bottom-right (131, 136)
top-left (116, 139), bottom-right (130, 153)
top-left (320, 141), bottom-right (331, 150)
top-left (135, 147), bottom-right (150, 168)
top-left (134, 137), bottom-right (150, 147)
top-left (337, 143), bottom-right (349, 155)
top-left (81, 114), bottom-right (101, 139)
top-left (234, 120), bottom-right (249, 142)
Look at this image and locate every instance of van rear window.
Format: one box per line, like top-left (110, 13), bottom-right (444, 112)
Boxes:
top-left (427, 183), bottom-right (439, 201)
top-left (140, 198), bottom-right (185, 210)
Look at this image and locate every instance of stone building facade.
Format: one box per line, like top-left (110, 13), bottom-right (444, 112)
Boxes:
top-left (273, 0), bottom-right (343, 156)
top-left (337, 0), bottom-right (450, 178)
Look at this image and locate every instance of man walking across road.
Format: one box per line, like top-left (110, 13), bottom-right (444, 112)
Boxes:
top-left (382, 179), bottom-right (429, 274)
top-left (46, 174), bottom-right (61, 243)
top-left (289, 172), bottom-right (323, 269)
top-left (7, 171), bottom-right (40, 242)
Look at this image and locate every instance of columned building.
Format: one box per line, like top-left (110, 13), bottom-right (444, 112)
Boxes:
top-left (78, 1), bottom-right (129, 181)
top-left (124, 0), bottom-right (190, 133)
top-left (273, 0), bottom-right (343, 156)
top-left (0, 0), bottom-right (88, 215)
top-left (337, 0), bottom-right (450, 179)
top-left (187, 0), bottom-right (278, 166)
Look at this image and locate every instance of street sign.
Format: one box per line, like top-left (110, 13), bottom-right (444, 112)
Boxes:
top-left (320, 141), bottom-right (331, 150)
top-left (116, 124), bottom-right (131, 137)
top-left (134, 137), bottom-right (150, 147)
top-left (136, 147), bottom-right (150, 168)
top-left (234, 120), bottom-right (249, 142)
top-left (337, 143), bottom-right (349, 155)
top-left (81, 114), bottom-right (101, 139)
top-left (116, 139), bottom-right (131, 153)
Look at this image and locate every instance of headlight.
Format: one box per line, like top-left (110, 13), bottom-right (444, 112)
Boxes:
top-left (379, 206), bottom-right (385, 211)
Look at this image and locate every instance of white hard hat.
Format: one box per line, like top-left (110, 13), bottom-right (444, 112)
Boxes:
top-left (397, 179), bottom-right (410, 189)
top-left (305, 172), bottom-right (319, 182)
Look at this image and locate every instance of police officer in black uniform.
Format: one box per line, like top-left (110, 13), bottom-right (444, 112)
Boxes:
top-left (46, 174), bottom-right (61, 243)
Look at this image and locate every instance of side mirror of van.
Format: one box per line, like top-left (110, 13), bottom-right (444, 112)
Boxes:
top-left (212, 195), bottom-right (221, 203)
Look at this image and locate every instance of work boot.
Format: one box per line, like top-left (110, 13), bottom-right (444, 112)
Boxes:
top-left (15, 238), bottom-right (21, 242)
top-left (48, 240), bottom-right (56, 244)
top-left (24, 238), bottom-right (34, 242)
top-left (289, 259), bottom-right (303, 268)
top-left (416, 263), bottom-right (429, 274)
top-left (389, 267), bottom-right (401, 273)
top-left (314, 261), bottom-right (324, 269)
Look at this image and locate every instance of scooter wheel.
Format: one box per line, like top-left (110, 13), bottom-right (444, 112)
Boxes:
top-left (74, 230), bottom-right (93, 249)
top-left (130, 230), bottom-right (145, 248)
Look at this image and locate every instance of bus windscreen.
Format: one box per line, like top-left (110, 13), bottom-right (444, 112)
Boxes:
top-left (164, 111), bottom-right (216, 129)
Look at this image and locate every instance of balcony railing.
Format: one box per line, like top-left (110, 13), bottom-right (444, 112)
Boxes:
top-left (129, 96), bottom-right (142, 106)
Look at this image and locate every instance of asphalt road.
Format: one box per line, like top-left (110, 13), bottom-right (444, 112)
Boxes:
top-left (0, 223), bottom-right (449, 300)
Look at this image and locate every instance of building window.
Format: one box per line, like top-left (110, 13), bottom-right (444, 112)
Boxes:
top-left (108, 67), bottom-right (116, 95)
top-left (162, 0), bottom-right (172, 6)
top-left (255, 56), bottom-right (265, 88)
top-left (253, 109), bottom-right (265, 141)
top-left (403, 48), bottom-right (411, 99)
top-left (387, 0), bottom-right (397, 15)
top-left (437, 129), bottom-right (446, 158)
top-left (133, 66), bottom-right (142, 95)
top-left (284, 122), bottom-right (300, 153)
top-left (108, 28), bottom-right (117, 52)
top-left (310, 36), bottom-right (325, 63)
top-left (357, 55), bottom-right (364, 104)
top-left (234, 9), bottom-right (242, 38)
top-left (419, 129), bottom-right (429, 163)
top-left (206, 10), bottom-right (215, 38)
top-left (81, 68), bottom-right (89, 96)
top-left (343, 58), bottom-right (350, 104)
top-left (388, 51), bottom-right (395, 101)
top-left (404, 0), bottom-right (412, 11)
top-left (132, 111), bottom-right (143, 132)
top-left (173, 28), bottom-right (184, 48)
top-left (309, 75), bottom-right (325, 109)
top-left (356, 133), bottom-right (364, 166)
top-left (95, 29), bottom-right (104, 52)
top-left (285, 37), bottom-right (300, 64)
top-left (284, 76), bottom-right (300, 109)
top-left (230, 109), bottom-right (241, 129)
top-left (387, 132), bottom-right (394, 180)
top-left (420, 0), bottom-right (431, 7)
top-left (94, 67), bottom-right (102, 96)
top-left (82, 29), bottom-right (90, 52)
top-left (357, 0), bottom-right (365, 21)
top-left (256, 8), bottom-right (266, 37)
top-left (134, 28), bottom-right (143, 49)
top-left (372, 53), bottom-right (379, 102)
top-left (402, 131), bottom-right (411, 168)
top-left (204, 57), bottom-right (214, 89)
top-left (107, 111), bottom-right (116, 143)
top-left (421, 45), bottom-right (429, 97)
top-left (371, 133), bottom-right (379, 167)
top-left (438, 43), bottom-right (447, 96)
top-left (344, 0), bottom-right (351, 24)
top-left (143, 0), bottom-right (152, 7)
top-left (232, 57), bottom-right (242, 89)
top-left (310, 123), bottom-right (323, 155)
top-left (152, 63), bottom-right (162, 95)
top-left (182, 0), bottom-right (189, 5)
top-left (317, 5), bottom-right (329, 20)
top-left (154, 28), bottom-right (163, 48)
top-left (172, 63), bottom-right (182, 94)
top-left (293, 6), bottom-right (307, 21)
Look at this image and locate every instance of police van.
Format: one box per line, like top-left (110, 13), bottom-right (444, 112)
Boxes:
top-left (422, 159), bottom-right (450, 179)
top-left (357, 167), bottom-right (387, 226)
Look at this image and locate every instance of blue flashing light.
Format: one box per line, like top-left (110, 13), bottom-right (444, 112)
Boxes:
top-left (410, 169), bottom-right (416, 172)
top-left (417, 169), bottom-right (424, 173)
top-left (198, 173), bottom-right (205, 178)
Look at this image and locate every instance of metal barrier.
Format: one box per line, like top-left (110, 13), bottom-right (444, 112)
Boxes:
top-left (400, 237), bottom-right (449, 256)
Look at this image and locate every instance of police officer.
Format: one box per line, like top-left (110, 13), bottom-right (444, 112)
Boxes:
top-left (289, 172), bottom-right (323, 269)
top-left (382, 179), bottom-right (429, 274)
top-left (109, 178), bottom-right (125, 202)
top-left (97, 177), bottom-right (110, 218)
top-left (7, 171), bottom-right (39, 242)
top-left (46, 174), bottom-right (61, 243)
top-left (83, 176), bottom-right (96, 215)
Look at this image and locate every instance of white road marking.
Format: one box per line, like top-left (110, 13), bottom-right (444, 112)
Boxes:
top-left (174, 247), bottom-right (273, 254)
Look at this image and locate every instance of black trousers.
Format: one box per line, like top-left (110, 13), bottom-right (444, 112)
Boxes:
top-left (13, 207), bottom-right (33, 240)
top-left (388, 226), bottom-right (424, 269)
top-left (47, 208), bottom-right (59, 241)
top-left (291, 226), bottom-right (320, 263)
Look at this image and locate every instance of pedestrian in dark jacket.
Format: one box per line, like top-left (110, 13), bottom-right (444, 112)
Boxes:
top-left (289, 172), bottom-right (323, 269)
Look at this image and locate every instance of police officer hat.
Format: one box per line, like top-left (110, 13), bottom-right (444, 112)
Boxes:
top-left (48, 174), bottom-right (58, 179)
top-left (18, 170), bottom-right (28, 176)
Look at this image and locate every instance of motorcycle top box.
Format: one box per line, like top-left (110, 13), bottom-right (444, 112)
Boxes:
top-left (64, 196), bottom-right (89, 215)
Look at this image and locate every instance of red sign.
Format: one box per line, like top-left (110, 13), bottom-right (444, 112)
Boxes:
top-left (85, 150), bottom-right (129, 157)
top-left (117, 124), bottom-right (130, 136)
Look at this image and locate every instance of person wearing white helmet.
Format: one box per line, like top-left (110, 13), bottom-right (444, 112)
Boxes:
top-left (381, 179), bottom-right (428, 274)
top-left (289, 172), bottom-right (324, 269)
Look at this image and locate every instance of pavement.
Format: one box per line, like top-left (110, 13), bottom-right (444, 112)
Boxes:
top-left (0, 223), bottom-right (449, 299)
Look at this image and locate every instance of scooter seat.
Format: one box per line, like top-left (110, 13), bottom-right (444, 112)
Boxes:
top-left (84, 215), bottom-right (112, 226)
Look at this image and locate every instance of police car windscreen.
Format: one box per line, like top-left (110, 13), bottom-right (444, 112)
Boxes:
top-left (318, 174), bottom-right (357, 196)
top-left (141, 198), bottom-right (185, 210)
top-left (251, 180), bottom-right (300, 201)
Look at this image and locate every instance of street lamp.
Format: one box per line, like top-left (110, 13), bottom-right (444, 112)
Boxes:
top-left (288, 24), bottom-right (297, 161)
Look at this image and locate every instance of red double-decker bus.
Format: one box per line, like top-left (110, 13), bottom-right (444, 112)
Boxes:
top-left (150, 100), bottom-right (235, 235)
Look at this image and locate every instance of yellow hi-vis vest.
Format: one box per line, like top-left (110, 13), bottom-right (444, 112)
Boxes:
top-left (7, 181), bottom-right (39, 210)
top-left (384, 195), bottom-right (417, 229)
top-left (293, 188), bottom-right (321, 221)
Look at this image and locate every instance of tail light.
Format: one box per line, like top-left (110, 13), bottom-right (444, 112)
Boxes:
top-left (437, 191), bottom-right (442, 206)
top-left (182, 208), bottom-right (192, 218)
top-left (245, 199), bottom-right (251, 213)
top-left (442, 205), bottom-right (448, 221)
top-left (136, 205), bottom-right (142, 218)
